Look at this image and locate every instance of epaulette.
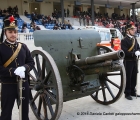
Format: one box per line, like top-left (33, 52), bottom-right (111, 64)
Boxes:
top-left (17, 42), bottom-right (26, 47)
top-left (17, 41), bottom-right (23, 45)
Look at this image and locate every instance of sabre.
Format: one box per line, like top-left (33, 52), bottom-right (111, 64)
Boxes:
top-left (17, 77), bottom-right (26, 120)
top-left (136, 56), bottom-right (139, 99)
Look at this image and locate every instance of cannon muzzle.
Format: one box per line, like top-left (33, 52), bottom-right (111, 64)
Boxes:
top-left (75, 50), bottom-right (124, 66)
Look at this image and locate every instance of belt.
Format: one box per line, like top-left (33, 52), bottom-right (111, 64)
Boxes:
top-left (1, 79), bottom-right (27, 84)
top-left (2, 82), bottom-right (17, 84)
top-left (124, 59), bottom-right (136, 61)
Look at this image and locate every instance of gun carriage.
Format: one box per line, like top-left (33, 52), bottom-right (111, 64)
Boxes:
top-left (28, 30), bottom-right (126, 120)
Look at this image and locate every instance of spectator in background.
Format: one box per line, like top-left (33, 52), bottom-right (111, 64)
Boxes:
top-left (30, 22), bottom-right (36, 31)
top-left (122, 14), bottom-right (125, 19)
top-left (24, 10), bottom-right (28, 16)
top-left (37, 14), bottom-right (42, 20)
top-left (86, 15), bottom-right (90, 26)
top-left (36, 26), bottom-right (41, 30)
top-left (64, 9), bottom-right (66, 17)
top-left (83, 15), bottom-right (86, 26)
top-left (55, 21), bottom-right (59, 27)
top-left (7, 6), bottom-right (12, 14)
top-left (21, 26), bottom-right (29, 33)
top-left (44, 19), bottom-right (49, 25)
top-left (121, 25), bottom-right (126, 37)
top-left (3, 9), bottom-right (7, 14)
top-left (53, 25), bottom-right (59, 30)
top-left (22, 22), bottom-right (27, 29)
top-left (61, 23), bottom-right (66, 29)
top-left (14, 12), bottom-right (19, 18)
top-left (34, 14), bottom-right (38, 22)
top-left (0, 9), bottom-right (2, 17)
top-left (42, 19), bottom-right (45, 26)
top-left (30, 21), bottom-right (34, 28)
top-left (67, 20), bottom-right (72, 29)
top-left (31, 22), bottom-right (41, 31)
top-left (67, 8), bottom-right (69, 17)
top-left (14, 5), bottom-right (18, 13)
top-left (65, 8), bottom-right (67, 17)
top-left (4, 11), bottom-right (10, 18)
top-left (31, 12), bottom-right (35, 22)
top-left (79, 15), bottom-right (82, 26)
top-left (47, 15), bottom-right (51, 22)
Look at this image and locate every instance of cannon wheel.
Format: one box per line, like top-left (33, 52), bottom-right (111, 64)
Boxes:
top-left (29, 49), bottom-right (63, 120)
top-left (90, 46), bottom-right (126, 105)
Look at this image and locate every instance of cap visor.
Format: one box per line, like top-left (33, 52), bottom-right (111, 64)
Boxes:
top-left (4, 27), bottom-right (18, 30)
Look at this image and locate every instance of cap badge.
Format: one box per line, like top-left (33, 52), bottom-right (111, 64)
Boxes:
top-left (9, 15), bottom-right (15, 27)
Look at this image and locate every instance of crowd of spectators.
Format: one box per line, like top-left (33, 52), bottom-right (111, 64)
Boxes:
top-left (25, 11), bottom-right (58, 27)
top-left (25, 9), bottom-right (73, 30)
top-left (20, 21), bottom-right (41, 33)
top-left (0, 6), bottom-right (19, 18)
top-left (30, 21), bottom-right (41, 31)
top-left (0, 7), bottom-right (42, 33)
top-left (53, 20), bottom-right (72, 30)
top-left (75, 10), bottom-right (140, 36)
top-left (25, 9), bottom-right (140, 33)
top-left (1, 6), bottom-right (140, 33)
top-left (52, 8), bottom-right (70, 18)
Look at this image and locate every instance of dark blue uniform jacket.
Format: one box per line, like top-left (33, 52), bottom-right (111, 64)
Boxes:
top-left (0, 40), bottom-right (35, 83)
top-left (121, 35), bottom-right (140, 60)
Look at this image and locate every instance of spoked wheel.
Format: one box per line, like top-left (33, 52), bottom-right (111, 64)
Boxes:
top-left (91, 46), bottom-right (126, 105)
top-left (29, 49), bottom-right (63, 120)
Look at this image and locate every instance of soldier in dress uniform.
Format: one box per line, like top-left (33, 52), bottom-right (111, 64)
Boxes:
top-left (121, 21), bottom-right (140, 100)
top-left (0, 15), bottom-right (34, 119)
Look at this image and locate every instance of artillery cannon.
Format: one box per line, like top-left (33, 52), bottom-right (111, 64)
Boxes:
top-left (29, 30), bottom-right (126, 120)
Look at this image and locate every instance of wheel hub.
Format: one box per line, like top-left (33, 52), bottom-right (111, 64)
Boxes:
top-left (34, 82), bottom-right (44, 91)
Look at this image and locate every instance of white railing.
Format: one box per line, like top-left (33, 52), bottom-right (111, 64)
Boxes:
top-left (17, 33), bottom-right (34, 41)
top-left (3, 33), bottom-right (34, 41)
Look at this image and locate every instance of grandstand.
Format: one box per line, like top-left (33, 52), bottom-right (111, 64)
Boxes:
top-left (0, 0), bottom-right (140, 36)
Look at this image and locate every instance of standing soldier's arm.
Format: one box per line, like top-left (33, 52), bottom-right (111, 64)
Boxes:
top-left (121, 40), bottom-right (136, 57)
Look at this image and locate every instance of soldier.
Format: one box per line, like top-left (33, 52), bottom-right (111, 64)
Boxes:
top-left (121, 21), bottom-right (140, 100)
top-left (0, 15), bottom-right (34, 119)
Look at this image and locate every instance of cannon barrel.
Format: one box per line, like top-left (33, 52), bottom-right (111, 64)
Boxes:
top-left (75, 50), bottom-right (124, 66)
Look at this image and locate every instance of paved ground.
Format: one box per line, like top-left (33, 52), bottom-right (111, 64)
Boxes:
top-left (1, 38), bottom-right (140, 120)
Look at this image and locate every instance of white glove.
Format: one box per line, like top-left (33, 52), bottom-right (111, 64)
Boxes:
top-left (14, 66), bottom-right (26, 78)
top-left (135, 51), bottom-right (140, 57)
top-left (18, 72), bottom-right (25, 78)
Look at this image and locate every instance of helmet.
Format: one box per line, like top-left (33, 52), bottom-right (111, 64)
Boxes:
top-left (0, 15), bottom-right (18, 42)
top-left (125, 21), bottom-right (136, 31)
top-left (3, 15), bottom-right (18, 30)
